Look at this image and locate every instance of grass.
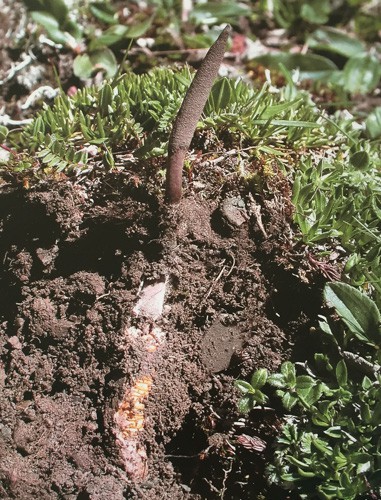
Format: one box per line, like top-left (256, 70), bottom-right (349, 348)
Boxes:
top-left (3, 68), bottom-right (327, 172)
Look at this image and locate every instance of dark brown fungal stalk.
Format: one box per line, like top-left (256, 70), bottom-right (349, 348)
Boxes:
top-left (165, 25), bottom-right (231, 204)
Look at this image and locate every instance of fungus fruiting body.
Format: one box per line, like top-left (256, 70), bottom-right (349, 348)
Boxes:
top-left (166, 25), bottom-right (231, 204)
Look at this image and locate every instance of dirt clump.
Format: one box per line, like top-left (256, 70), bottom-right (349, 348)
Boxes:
top-left (0, 174), bottom-right (319, 499)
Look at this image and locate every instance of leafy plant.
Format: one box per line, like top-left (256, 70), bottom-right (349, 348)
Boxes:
top-left (250, 0), bottom-right (381, 95)
top-left (270, 0), bottom-right (331, 28)
top-left (0, 126), bottom-right (8, 143)
top-left (266, 0), bottom-right (377, 35)
top-left (22, 0), bottom-right (149, 78)
top-left (236, 282), bottom-right (381, 499)
top-left (322, 282), bottom-right (381, 349)
top-left (72, 48), bottom-right (118, 80)
top-left (189, 1), bottom-right (251, 26)
top-left (6, 66), bottom-right (330, 176)
top-left (23, 0), bottom-right (82, 47)
top-left (35, 135), bottom-right (89, 172)
top-left (254, 43), bottom-right (381, 95)
top-left (292, 123), bottom-right (381, 305)
top-left (234, 368), bottom-right (269, 411)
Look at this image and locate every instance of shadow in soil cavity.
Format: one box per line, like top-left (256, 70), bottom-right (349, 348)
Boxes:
top-left (264, 265), bottom-right (323, 325)
top-left (53, 217), bottom-right (162, 278)
top-left (165, 411), bottom-right (209, 493)
top-left (263, 263), bottom-right (327, 365)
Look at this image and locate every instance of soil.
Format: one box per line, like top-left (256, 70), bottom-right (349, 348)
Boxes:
top-left (0, 165), bottom-right (324, 499)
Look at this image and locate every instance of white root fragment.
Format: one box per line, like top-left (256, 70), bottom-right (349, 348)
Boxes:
top-left (114, 279), bottom-right (168, 481)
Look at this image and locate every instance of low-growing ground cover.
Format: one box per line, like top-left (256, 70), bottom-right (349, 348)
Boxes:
top-left (0, 1), bottom-right (380, 499)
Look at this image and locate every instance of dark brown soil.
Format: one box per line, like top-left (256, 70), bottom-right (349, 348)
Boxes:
top-left (0, 169), bottom-right (323, 499)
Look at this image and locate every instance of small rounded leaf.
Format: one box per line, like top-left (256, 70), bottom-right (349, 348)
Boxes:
top-left (237, 396), bottom-right (253, 414)
top-left (336, 359), bottom-right (348, 387)
top-left (343, 54), bottom-right (381, 94)
top-left (250, 368), bottom-right (268, 389)
top-left (253, 389), bottom-right (268, 405)
top-left (281, 361), bottom-right (296, 387)
top-left (350, 150), bottom-right (370, 170)
top-left (234, 379), bottom-right (254, 395)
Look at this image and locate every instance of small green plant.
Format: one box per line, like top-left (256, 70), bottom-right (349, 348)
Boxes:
top-left (366, 107), bottom-right (381, 140)
top-left (266, 0), bottom-right (380, 38)
top-left (322, 282), bottom-right (381, 350)
top-left (5, 65), bottom-right (328, 176)
top-left (252, 0), bottom-right (381, 94)
top-left (254, 38), bottom-right (381, 94)
top-left (292, 126), bottom-right (381, 305)
top-left (236, 282), bottom-right (381, 499)
top-left (22, 0), bottom-right (154, 78)
top-left (23, 0), bottom-right (83, 47)
top-left (234, 368), bottom-right (269, 411)
top-left (269, 0), bottom-right (332, 29)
